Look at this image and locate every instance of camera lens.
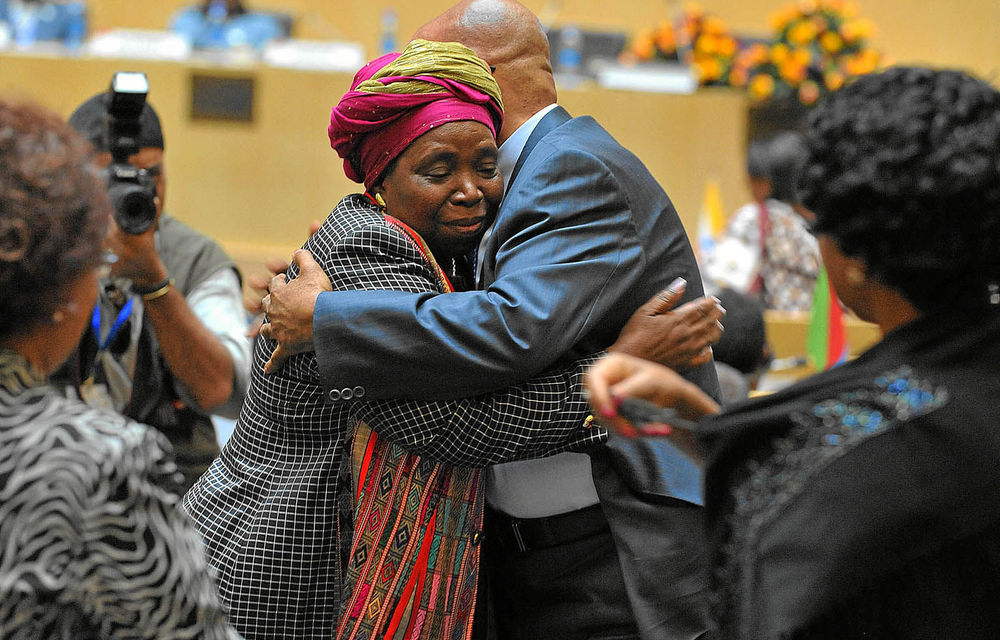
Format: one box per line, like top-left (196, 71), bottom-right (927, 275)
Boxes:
top-left (108, 182), bottom-right (157, 235)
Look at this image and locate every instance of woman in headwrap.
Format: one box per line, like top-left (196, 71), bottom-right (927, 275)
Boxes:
top-left (183, 39), bottom-right (607, 640)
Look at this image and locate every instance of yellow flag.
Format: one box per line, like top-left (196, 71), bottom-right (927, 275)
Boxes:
top-left (697, 178), bottom-right (726, 260)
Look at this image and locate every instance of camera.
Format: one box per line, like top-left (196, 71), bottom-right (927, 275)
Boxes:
top-left (104, 72), bottom-right (158, 235)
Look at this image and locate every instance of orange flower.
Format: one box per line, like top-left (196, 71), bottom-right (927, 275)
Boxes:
top-left (749, 74), bottom-right (776, 100)
top-left (843, 49), bottom-right (880, 75)
top-left (820, 31), bottom-right (843, 53)
top-left (840, 20), bottom-right (859, 43)
top-left (748, 42), bottom-right (770, 65)
top-left (771, 43), bottom-right (791, 64)
top-left (788, 20), bottom-right (819, 46)
top-left (798, 79), bottom-right (821, 104)
top-left (695, 57), bottom-right (723, 83)
top-left (824, 70), bottom-right (845, 91)
top-left (729, 66), bottom-right (749, 87)
top-left (791, 46), bottom-right (812, 66)
top-left (717, 36), bottom-right (737, 57)
top-left (780, 58), bottom-right (808, 84)
top-left (841, 17), bottom-right (874, 43)
top-left (654, 21), bottom-right (676, 54)
top-left (695, 34), bottom-right (718, 56)
top-left (632, 29), bottom-right (656, 60)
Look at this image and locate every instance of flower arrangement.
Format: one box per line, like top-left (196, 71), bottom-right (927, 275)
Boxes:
top-left (729, 0), bottom-right (883, 104)
top-left (625, 3), bottom-right (739, 87)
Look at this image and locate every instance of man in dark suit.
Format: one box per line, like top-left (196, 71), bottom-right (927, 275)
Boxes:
top-left (261, 1), bottom-right (720, 637)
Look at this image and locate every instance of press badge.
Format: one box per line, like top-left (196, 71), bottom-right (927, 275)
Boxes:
top-left (80, 377), bottom-right (116, 411)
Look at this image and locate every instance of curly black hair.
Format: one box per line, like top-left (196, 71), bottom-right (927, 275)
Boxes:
top-left (0, 100), bottom-right (110, 339)
top-left (799, 66), bottom-right (1000, 312)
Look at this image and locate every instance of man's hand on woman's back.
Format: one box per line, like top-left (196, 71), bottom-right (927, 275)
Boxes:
top-left (611, 277), bottom-right (726, 370)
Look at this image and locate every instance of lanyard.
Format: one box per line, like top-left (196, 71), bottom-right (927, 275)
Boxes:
top-left (90, 297), bottom-right (134, 352)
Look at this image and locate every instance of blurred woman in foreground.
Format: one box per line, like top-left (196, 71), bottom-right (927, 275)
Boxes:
top-left (0, 99), bottom-right (237, 639)
top-left (587, 66), bottom-right (1000, 639)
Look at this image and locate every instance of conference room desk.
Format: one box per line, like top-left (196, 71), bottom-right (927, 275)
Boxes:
top-left (1, 48), bottom-right (749, 285)
top-left (761, 309), bottom-right (882, 386)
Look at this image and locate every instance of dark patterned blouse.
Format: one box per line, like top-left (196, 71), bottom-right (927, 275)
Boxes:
top-left (0, 348), bottom-right (240, 639)
top-left (699, 308), bottom-right (1000, 639)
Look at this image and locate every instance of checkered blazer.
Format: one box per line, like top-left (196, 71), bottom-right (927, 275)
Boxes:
top-left (182, 194), bottom-right (604, 640)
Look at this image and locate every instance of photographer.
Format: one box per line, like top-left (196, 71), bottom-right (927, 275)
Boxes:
top-left (53, 83), bottom-right (250, 492)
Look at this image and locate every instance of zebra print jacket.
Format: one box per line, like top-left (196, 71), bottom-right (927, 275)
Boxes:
top-left (0, 348), bottom-right (239, 639)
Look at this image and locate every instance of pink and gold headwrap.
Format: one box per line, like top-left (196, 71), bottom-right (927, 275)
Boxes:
top-left (328, 39), bottom-right (504, 191)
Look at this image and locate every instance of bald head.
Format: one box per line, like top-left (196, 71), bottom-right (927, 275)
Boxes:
top-left (414, 0), bottom-right (556, 143)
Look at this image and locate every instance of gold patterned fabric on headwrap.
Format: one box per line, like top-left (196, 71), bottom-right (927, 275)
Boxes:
top-left (356, 39), bottom-right (503, 110)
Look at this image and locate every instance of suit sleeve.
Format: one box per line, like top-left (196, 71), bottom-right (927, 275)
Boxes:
top-left (314, 218), bottom-right (607, 464)
top-left (315, 146), bottom-right (647, 401)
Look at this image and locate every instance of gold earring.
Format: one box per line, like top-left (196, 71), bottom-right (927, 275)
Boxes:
top-left (846, 265), bottom-right (865, 286)
top-left (374, 193), bottom-right (387, 211)
top-left (51, 309), bottom-right (65, 324)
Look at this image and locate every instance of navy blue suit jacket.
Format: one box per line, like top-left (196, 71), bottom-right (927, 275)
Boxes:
top-left (314, 107), bottom-right (718, 639)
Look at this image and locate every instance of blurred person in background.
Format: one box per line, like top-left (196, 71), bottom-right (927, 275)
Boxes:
top-left (703, 131), bottom-right (820, 311)
top-left (711, 287), bottom-right (771, 406)
top-left (587, 66), bottom-right (1000, 639)
top-left (0, 0), bottom-right (87, 48)
top-left (51, 91), bottom-right (251, 492)
top-left (0, 98), bottom-right (239, 639)
top-left (170, 0), bottom-right (286, 51)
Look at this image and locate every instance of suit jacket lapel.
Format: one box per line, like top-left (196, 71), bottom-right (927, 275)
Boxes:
top-left (506, 105), bottom-right (572, 193)
top-left (478, 107), bottom-right (573, 286)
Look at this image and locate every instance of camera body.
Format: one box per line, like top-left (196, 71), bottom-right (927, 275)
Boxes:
top-left (104, 72), bottom-right (158, 235)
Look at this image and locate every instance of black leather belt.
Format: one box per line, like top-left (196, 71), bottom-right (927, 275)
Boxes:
top-left (486, 503), bottom-right (610, 553)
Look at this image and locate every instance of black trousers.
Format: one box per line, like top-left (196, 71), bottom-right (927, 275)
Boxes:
top-left (480, 504), bottom-right (641, 640)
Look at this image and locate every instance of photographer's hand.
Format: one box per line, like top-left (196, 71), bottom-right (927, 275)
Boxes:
top-left (104, 215), bottom-right (237, 412)
top-left (103, 216), bottom-right (168, 288)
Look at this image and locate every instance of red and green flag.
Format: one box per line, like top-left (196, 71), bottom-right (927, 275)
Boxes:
top-left (806, 265), bottom-right (847, 370)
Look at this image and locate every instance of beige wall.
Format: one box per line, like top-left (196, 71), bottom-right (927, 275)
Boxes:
top-left (91, 0), bottom-right (1000, 80)
top-left (6, 0), bottom-right (997, 284)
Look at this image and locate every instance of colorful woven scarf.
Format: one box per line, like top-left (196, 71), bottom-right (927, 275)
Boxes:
top-left (338, 217), bottom-right (483, 640)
